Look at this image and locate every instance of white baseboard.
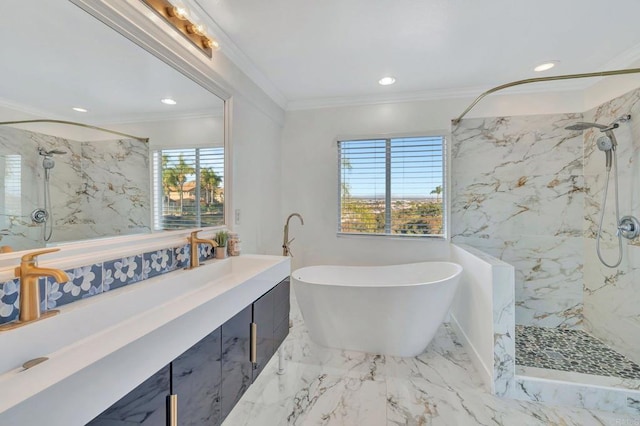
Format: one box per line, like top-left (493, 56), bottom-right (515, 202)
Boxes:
top-left (449, 313), bottom-right (494, 393)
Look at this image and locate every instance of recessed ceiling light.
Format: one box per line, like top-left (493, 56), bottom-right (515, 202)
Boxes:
top-left (534, 61), bottom-right (559, 72)
top-left (72, 107), bottom-right (88, 113)
top-left (378, 76), bottom-right (396, 86)
top-left (161, 98), bottom-right (177, 105)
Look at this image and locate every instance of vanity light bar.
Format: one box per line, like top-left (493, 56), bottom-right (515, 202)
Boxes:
top-left (140, 0), bottom-right (218, 58)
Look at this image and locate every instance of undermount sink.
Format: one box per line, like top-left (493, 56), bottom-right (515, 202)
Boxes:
top-left (0, 254), bottom-right (289, 422)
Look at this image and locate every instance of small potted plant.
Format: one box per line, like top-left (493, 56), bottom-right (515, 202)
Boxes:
top-left (214, 230), bottom-right (229, 259)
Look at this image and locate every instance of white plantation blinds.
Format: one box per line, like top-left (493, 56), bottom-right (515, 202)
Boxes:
top-left (338, 136), bottom-right (444, 236)
top-left (152, 147), bottom-right (224, 230)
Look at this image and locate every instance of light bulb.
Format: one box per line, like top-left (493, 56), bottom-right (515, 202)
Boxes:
top-left (166, 5), bottom-right (189, 20)
top-left (187, 23), bottom-right (206, 36)
top-left (202, 36), bottom-right (220, 51)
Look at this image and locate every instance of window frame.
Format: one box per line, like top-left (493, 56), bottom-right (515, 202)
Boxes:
top-left (336, 132), bottom-right (448, 239)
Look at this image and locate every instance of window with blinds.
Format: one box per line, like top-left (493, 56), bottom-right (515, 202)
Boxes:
top-left (152, 147), bottom-right (224, 230)
top-left (0, 155), bottom-right (22, 229)
top-left (338, 136), bottom-right (444, 236)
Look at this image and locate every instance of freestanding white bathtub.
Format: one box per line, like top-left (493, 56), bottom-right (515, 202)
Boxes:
top-left (291, 261), bottom-right (463, 357)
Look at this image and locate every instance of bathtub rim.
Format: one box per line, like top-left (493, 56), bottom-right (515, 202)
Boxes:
top-left (291, 261), bottom-right (463, 289)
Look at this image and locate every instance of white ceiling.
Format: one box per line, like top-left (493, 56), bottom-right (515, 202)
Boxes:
top-left (197, 0), bottom-right (640, 106)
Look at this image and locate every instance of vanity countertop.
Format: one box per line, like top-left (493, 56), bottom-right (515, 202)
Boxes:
top-left (0, 254), bottom-right (290, 425)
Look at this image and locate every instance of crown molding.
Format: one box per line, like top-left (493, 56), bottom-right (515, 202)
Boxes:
top-left (0, 98), bottom-right (223, 126)
top-left (97, 108), bottom-right (224, 125)
top-left (0, 98), bottom-right (65, 121)
top-left (285, 79), bottom-right (591, 111)
top-left (600, 41), bottom-right (640, 71)
top-left (191, 0), bottom-right (288, 110)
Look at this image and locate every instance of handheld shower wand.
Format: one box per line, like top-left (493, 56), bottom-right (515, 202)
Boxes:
top-left (33, 148), bottom-right (68, 242)
top-left (565, 116), bottom-right (637, 268)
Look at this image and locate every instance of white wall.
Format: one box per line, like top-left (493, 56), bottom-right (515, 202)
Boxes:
top-left (113, 115), bottom-right (224, 149)
top-left (231, 94), bottom-right (284, 255)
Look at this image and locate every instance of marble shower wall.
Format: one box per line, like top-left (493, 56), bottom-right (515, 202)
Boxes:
top-left (582, 88), bottom-right (640, 365)
top-left (0, 127), bottom-right (150, 250)
top-left (451, 113), bottom-right (585, 329)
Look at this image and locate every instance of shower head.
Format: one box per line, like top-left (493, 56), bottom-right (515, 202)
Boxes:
top-left (565, 120), bottom-right (622, 171)
top-left (38, 148), bottom-right (67, 156)
top-left (565, 122), bottom-right (609, 131)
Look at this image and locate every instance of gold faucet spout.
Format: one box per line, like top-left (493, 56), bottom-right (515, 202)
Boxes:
top-left (0, 248), bottom-right (69, 331)
top-left (187, 230), bottom-right (218, 269)
top-left (283, 213), bottom-right (304, 256)
top-left (21, 266), bottom-right (68, 283)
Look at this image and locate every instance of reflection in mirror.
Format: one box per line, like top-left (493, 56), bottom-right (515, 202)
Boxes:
top-left (0, 1), bottom-right (225, 252)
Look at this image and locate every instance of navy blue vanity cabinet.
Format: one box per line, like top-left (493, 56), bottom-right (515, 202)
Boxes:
top-left (252, 286), bottom-right (275, 379)
top-left (220, 305), bottom-right (253, 421)
top-left (87, 277), bottom-right (290, 426)
top-left (171, 328), bottom-right (222, 426)
top-left (252, 277), bottom-right (291, 381)
top-left (87, 365), bottom-right (170, 425)
top-left (273, 277), bottom-right (291, 353)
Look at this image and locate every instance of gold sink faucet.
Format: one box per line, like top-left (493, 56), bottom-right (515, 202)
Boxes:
top-left (187, 230), bottom-right (217, 269)
top-left (0, 248), bottom-right (69, 331)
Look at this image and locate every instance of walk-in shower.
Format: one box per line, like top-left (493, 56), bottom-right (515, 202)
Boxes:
top-left (565, 115), bottom-right (639, 267)
top-left (31, 148), bottom-right (67, 241)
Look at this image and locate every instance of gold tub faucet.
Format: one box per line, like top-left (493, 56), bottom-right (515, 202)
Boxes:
top-left (187, 230), bottom-right (217, 269)
top-left (0, 248), bottom-right (69, 331)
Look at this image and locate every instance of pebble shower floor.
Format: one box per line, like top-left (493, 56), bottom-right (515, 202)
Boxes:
top-left (516, 325), bottom-right (640, 380)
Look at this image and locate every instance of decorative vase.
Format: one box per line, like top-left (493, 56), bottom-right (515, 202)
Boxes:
top-left (215, 245), bottom-right (227, 259)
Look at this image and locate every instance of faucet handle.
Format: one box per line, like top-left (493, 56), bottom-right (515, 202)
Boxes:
top-left (21, 248), bottom-right (61, 263)
top-left (189, 230), bottom-right (203, 238)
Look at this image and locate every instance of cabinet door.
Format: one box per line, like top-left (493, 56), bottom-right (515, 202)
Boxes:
top-left (273, 277), bottom-right (290, 351)
top-left (220, 305), bottom-right (252, 421)
top-left (87, 365), bottom-right (170, 425)
top-left (172, 328), bottom-right (222, 426)
top-left (252, 288), bottom-right (275, 380)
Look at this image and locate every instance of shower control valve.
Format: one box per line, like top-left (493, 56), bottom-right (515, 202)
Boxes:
top-left (31, 208), bottom-right (49, 224)
top-left (618, 216), bottom-right (640, 240)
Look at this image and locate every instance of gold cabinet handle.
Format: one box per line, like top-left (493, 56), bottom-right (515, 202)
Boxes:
top-left (167, 394), bottom-right (178, 426)
top-left (250, 322), bottom-right (257, 363)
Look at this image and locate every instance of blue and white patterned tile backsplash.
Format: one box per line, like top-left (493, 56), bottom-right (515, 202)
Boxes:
top-left (142, 249), bottom-right (175, 280)
top-left (45, 263), bottom-right (103, 310)
top-left (0, 279), bottom-right (20, 323)
top-left (0, 278), bottom-right (47, 324)
top-left (174, 245), bottom-right (190, 270)
top-left (0, 243), bottom-right (216, 326)
top-left (104, 256), bottom-right (142, 291)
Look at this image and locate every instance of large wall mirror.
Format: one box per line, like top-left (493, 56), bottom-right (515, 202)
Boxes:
top-left (0, 1), bottom-right (225, 252)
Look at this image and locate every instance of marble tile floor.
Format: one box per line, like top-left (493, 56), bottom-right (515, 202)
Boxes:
top-left (222, 319), bottom-right (640, 425)
top-left (516, 325), bottom-right (640, 381)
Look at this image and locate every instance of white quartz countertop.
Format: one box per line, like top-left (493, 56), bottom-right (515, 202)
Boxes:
top-left (0, 254), bottom-right (290, 425)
